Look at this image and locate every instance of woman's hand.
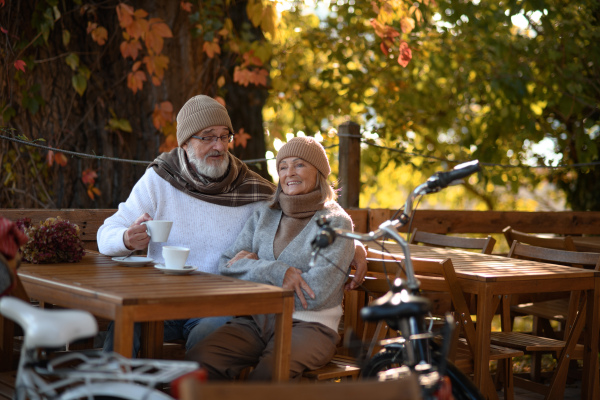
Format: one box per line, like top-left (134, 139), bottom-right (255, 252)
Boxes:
top-left (226, 250), bottom-right (258, 267)
top-left (345, 242), bottom-right (367, 290)
top-left (282, 267), bottom-right (315, 309)
top-left (123, 214), bottom-right (152, 250)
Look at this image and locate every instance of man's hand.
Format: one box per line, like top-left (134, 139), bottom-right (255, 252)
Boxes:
top-left (123, 214), bottom-right (152, 250)
top-left (226, 250), bottom-right (258, 267)
top-left (282, 267), bottom-right (315, 309)
top-left (345, 242), bottom-right (367, 290)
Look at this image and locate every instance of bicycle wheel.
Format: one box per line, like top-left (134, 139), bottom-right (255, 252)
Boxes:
top-left (60, 382), bottom-right (173, 400)
top-left (360, 349), bottom-right (404, 378)
top-left (361, 350), bottom-right (484, 400)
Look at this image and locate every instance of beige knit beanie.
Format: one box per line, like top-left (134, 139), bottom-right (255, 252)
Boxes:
top-left (176, 95), bottom-right (234, 146)
top-left (276, 136), bottom-right (331, 178)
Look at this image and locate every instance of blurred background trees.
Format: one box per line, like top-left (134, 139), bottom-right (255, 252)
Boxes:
top-left (2, 0), bottom-right (599, 211)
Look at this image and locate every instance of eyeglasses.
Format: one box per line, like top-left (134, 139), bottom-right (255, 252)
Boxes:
top-left (191, 134), bottom-right (233, 144)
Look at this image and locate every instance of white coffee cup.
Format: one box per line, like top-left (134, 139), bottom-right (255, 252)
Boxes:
top-left (162, 246), bottom-right (190, 269)
top-left (142, 220), bottom-right (173, 242)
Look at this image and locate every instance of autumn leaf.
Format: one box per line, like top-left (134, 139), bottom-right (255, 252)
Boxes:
top-left (217, 76), bottom-right (226, 87)
top-left (152, 101), bottom-right (173, 130)
top-left (253, 69), bottom-right (269, 87)
top-left (121, 40), bottom-right (142, 59)
top-left (81, 168), bottom-right (98, 185)
top-left (398, 41), bottom-right (412, 68)
top-left (203, 40), bottom-right (221, 58)
top-left (126, 17), bottom-right (148, 40)
top-left (159, 134), bottom-right (178, 153)
top-left (246, 0), bottom-right (263, 27)
top-left (180, 1), bottom-right (192, 12)
top-left (87, 185), bottom-right (101, 200)
top-left (47, 150), bottom-right (55, 166)
top-left (0, 0), bottom-right (5, 7)
top-left (14, 60), bottom-right (26, 72)
top-left (1, 27), bottom-right (7, 34)
top-left (144, 54), bottom-right (169, 79)
top-left (242, 50), bottom-right (263, 67)
top-left (55, 152), bottom-right (68, 167)
top-left (116, 3), bottom-right (134, 28)
top-left (149, 18), bottom-right (173, 38)
top-left (232, 128), bottom-right (252, 149)
top-left (400, 17), bottom-right (415, 34)
top-left (214, 96), bottom-right (226, 106)
top-left (127, 70), bottom-right (146, 93)
top-left (89, 23), bottom-right (108, 46)
top-left (261, 4), bottom-right (276, 37)
top-left (72, 73), bottom-right (87, 96)
top-left (233, 66), bottom-right (252, 86)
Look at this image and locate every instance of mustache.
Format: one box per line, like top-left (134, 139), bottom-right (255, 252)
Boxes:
top-left (204, 150), bottom-right (226, 159)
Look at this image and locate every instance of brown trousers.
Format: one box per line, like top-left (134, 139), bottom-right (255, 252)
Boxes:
top-left (186, 314), bottom-right (339, 381)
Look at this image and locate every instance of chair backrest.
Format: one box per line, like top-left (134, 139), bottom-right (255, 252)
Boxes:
top-left (503, 226), bottom-right (577, 251)
top-left (410, 228), bottom-right (496, 254)
top-left (178, 374), bottom-right (423, 400)
top-left (507, 241), bottom-right (600, 270)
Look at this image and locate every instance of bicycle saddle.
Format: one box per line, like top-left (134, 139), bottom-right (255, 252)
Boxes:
top-left (0, 296), bottom-right (98, 350)
top-left (360, 288), bottom-right (431, 322)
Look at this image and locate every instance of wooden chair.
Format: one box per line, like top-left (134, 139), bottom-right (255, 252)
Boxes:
top-left (178, 373), bottom-right (423, 400)
top-left (410, 228), bottom-right (496, 254)
top-left (490, 241), bottom-right (600, 396)
top-left (366, 250), bottom-right (522, 400)
top-left (502, 226), bottom-right (577, 252)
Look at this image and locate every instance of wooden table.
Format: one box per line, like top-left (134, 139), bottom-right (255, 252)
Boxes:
top-left (382, 243), bottom-right (600, 400)
top-left (16, 252), bottom-right (295, 381)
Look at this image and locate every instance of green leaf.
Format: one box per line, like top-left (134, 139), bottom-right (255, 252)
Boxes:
top-left (62, 29), bottom-right (71, 46)
top-left (72, 73), bottom-right (87, 96)
top-left (2, 106), bottom-right (16, 123)
top-left (65, 53), bottom-right (79, 70)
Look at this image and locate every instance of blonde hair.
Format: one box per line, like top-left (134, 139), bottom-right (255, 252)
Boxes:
top-left (270, 173), bottom-right (336, 209)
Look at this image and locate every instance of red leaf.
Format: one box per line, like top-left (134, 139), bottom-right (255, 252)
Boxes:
top-left (0, 0), bottom-right (5, 7)
top-left (127, 70), bottom-right (147, 93)
top-left (14, 60), bottom-right (26, 72)
top-left (152, 101), bottom-right (173, 130)
top-left (120, 40), bottom-right (142, 60)
top-left (0, 27), bottom-right (7, 34)
top-left (180, 1), bottom-right (192, 12)
top-left (398, 41), bottom-right (412, 68)
top-left (233, 128), bottom-right (252, 149)
top-left (55, 153), bottom-right (68, 167)
top-left (81, 168), bottom-right (98, 185)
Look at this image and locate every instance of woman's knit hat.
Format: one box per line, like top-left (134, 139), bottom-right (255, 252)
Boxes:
top-left (276, 136), bottom-right (331, 178)
top-left (176, 95), bottom-right (234, 146)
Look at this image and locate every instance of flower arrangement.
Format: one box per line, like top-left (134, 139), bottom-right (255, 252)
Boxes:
top-left (17, 217), bottom-right (85, 264)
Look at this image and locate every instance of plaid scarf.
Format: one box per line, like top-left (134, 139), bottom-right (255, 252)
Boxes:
top-left (149, 148), bottom-right (275, 207)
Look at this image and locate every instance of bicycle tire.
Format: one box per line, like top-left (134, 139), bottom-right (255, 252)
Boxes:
top-left (360, 349), bottom-right (404, 378)
top-left (361, 350), bottom-right (484, 400)
top-left (60, 382), bottom-right (173, 400)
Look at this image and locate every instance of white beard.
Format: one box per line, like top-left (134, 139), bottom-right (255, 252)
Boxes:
top-left (188, 150), bottom-right (230, 179)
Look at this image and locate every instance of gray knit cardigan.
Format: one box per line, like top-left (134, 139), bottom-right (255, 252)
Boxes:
top-left (218, 201), bottom-right (355, 312)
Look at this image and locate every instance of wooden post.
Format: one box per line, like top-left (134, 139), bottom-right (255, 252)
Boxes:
top-left (338, 121), bottom-right (361, 208)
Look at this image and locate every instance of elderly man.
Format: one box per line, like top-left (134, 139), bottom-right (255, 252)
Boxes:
top-left (98, 95), bottom-right (366, 356)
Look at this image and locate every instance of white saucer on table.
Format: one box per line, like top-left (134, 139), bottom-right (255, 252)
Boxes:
top-left (154, 264), bottom-right (196, 275)
top-left (111, 256), bottom-right (154, 267)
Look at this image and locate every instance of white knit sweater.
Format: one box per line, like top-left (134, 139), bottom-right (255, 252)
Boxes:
top-left (97, 168), bottom-right (263, 274)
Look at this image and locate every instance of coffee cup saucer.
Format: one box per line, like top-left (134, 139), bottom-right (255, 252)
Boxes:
top-left (154, 264), bottom-right (196, 275)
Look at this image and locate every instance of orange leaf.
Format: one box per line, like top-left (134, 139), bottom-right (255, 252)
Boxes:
top-left (214, 96), bottom-right (226, 107)
top-left (81, 168), bottom-right (98, 185)
top-left (242, 50), bottom-right (263, 67)
top-left (233, 128), bottom-right (252, 148)
top-left (233, 66), bottom-right (252, 86)
top-left (91, 26), bottom-right (108, 46)
top-left (87, 22), bottom-right (97, 34)
top-left (400, 17), bottom-right (415, 34)
top-left (252, 69), bottom-right (269, 87)
top-left (180, 1), bottom-right (192, 12)
top-left (14, 60), bottom-right (26, 72)
top-left (398, 41), bottom-right (412, 68)
top-left (55, 152), bottom-right (68, 167)
top-left (127, 70), bottom-right (147, 93)
top-left (133, 9), bottom-right (149, 18)
top-left (87, 187), bottom-right (95, 200)
top-left (47, 150), bottom-right (54, 166)
top-left (152, 76), bottom-right (161, 86)
top-left (132, 60), bottom-right (142, 71)
top-left (149, 19), bottom-right (173, 38)
top-left (144, 54), bottom-right (169, 79)
top-left (120, 40), bottom-right (142, 59)
top-left (159, 134), bottom-right (178, 153)
top-left (116, 3), bottom-right (134, 28)
top-left (145, 28), bottom-right (165, 54)
top-left (152, 101), bottom-right (173, 130)
top-left (203, 41), bottom-right (221, 58)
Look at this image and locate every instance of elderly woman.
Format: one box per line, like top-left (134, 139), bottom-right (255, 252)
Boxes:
top-left (186, 136), bottom-right (355, 380)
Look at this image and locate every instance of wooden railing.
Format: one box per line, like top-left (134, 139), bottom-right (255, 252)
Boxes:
top-left (3, 209), bottom-right (600, 253)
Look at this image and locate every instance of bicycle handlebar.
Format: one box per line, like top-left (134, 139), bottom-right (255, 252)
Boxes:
top-left (310, 160), bottom-right (481, 288)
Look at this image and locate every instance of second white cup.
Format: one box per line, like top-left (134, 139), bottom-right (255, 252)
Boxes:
top-left (162, 246), bottom-right (190, 269)
top-left (142, 220), bottom-right (173, 242)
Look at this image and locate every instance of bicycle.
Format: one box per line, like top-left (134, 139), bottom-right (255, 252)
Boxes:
top-left (0, 256), bottom-right (199, 400)
top-left (310, 160), bottom-right (485, 400)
